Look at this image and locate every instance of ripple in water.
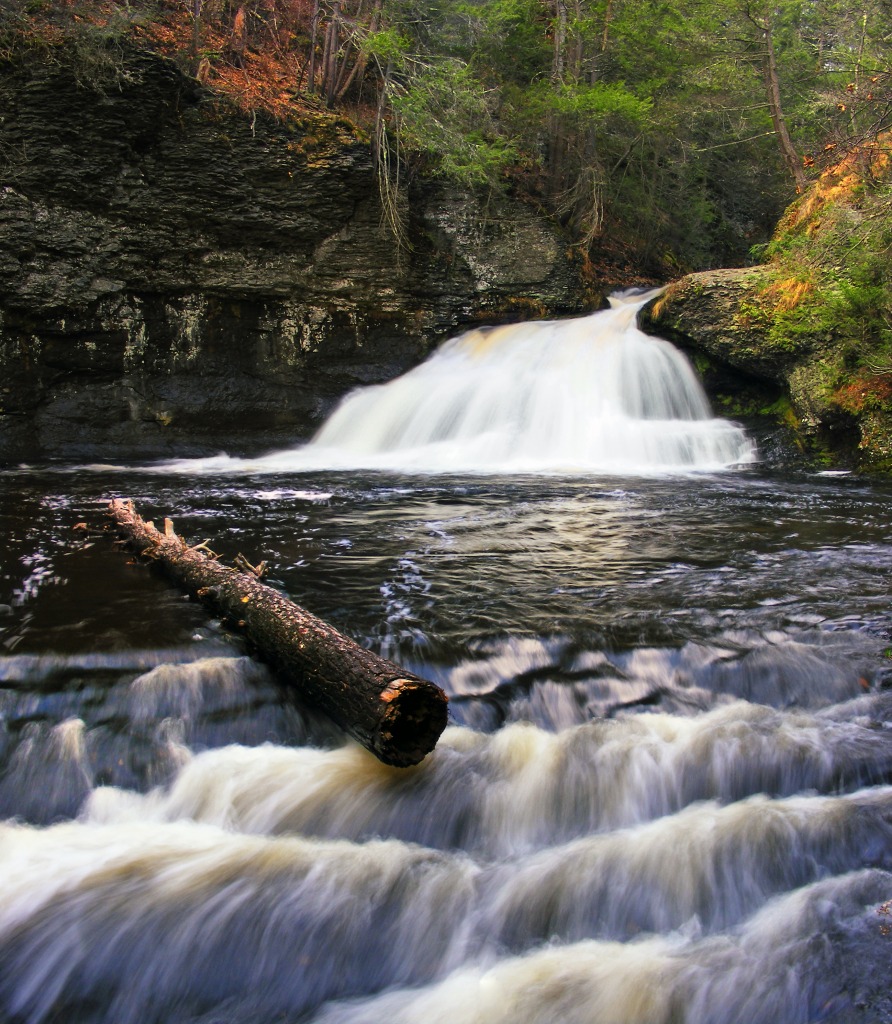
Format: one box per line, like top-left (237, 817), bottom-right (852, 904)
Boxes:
top-left (1, 446), bottom-right (891, 1021)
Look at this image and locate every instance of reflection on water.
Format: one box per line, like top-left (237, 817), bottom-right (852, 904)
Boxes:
top-left (0, 467), bottom-right (891, 1022)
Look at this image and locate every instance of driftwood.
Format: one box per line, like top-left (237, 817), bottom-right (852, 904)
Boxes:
top-left (107, 498), bottom-right (448, 767)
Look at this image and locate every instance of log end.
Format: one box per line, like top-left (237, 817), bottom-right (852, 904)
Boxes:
top-left (372, 681), bottom-right (449, 768)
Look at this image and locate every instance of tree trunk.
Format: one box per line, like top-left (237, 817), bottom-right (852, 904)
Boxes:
top-left (106, 499), bottom-right (449, 768)
top-left (323, 1), bottom-right (342, 106)
top-left (601, 0), bottom-right (613, 54)
top-left (306, 0), bottom-right (321, 94)
top-left (191, 0), bottom-right (203, 59)
top-left (547, 0), bottom-right (570, 192)
top-left (762, 17), bottom-right (806, 192)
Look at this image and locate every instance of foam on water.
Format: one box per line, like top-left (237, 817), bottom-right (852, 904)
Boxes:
top-left (2, 794), bottom-right (890, 1024)
top-left (83, 695), bottom-right (892, 856)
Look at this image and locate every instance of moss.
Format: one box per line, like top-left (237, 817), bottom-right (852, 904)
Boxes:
top-left (649, 277), bottom-right (701, 319)
top-left (713, 393), bottom-right (767, 418)
top-left (858, 410), bottom-right (892, 466)
top-left (753, 167), bottom-right (892, 368)
top-left (691, 352), bottom-right (711, 376)
top-left (733, 140), bottom-right (892, 472)
top-left (758, 394), bottom-right (797, 423)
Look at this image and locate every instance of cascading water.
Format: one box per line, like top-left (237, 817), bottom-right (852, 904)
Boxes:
top-left (160, 290), bottom-right (756, 475)
top-left (2, 329), bottom-right (892, 1021)
top-left (306, 290), bottom-right (755, 473)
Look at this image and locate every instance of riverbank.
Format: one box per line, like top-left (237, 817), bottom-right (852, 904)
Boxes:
top-left (0, 30), bottom-right (591, 464)
top-left (646, 145), bottom-right (892, 474)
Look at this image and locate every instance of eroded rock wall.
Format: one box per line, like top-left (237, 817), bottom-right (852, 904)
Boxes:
top-left (0, 48), bottom-right (583, 461)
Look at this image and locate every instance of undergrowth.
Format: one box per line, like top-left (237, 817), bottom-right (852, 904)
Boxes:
top-left (751, 142), bottom-right (892, 418)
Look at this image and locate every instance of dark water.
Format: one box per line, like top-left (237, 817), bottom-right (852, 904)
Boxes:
top-left (1, 465), bottom-right (892, 1023)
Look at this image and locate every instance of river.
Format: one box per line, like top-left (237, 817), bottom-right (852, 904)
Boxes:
top-left (1, 297), bottom-right (891, 1023)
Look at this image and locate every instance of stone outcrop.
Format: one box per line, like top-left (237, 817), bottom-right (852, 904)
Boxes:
top-left (644, 267), bottom-right (891, 471)
top-left (643, 269), bottom-right (777, 378)
top-left (0, 47), bottom-right (584, 462)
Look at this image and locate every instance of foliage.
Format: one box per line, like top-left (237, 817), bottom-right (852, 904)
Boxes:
top-left (833, 370), bottom-right (892, 413)
top-left (7, 0), bottom-right (892, 276)
top-left (389, 59), bottom-right (518, 186)
top-left (750, 141), bottom-right (892, 416)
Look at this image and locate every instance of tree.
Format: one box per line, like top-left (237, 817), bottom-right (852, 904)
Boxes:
top-left (86, 0), bottom-right (892, 272)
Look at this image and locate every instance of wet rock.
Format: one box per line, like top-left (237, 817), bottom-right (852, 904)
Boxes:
top-left (641, 269), bottom-right (782, 381)
top-left (643, 268), bottom-right (889, 472)
top-left (0, 48), bottom-right (585, 462)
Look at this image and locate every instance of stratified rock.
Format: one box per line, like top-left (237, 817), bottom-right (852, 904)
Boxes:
top-left (0, 47), bottom-right (584, 463)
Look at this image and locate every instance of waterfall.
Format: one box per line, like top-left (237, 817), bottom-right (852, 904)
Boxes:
top-left (159, 290), bottom-right (756, 475)
top-left (303, 289), bottom-right (755, 473)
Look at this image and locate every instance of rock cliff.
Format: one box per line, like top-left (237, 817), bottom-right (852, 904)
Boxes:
top-left (0, 46), bottom-right (584, 462)
top-left (644, 267), bottom-right (892, 472)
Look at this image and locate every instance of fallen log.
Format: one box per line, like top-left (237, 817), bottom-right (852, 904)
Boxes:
top-left (106, 498), bottom-right (448, 767)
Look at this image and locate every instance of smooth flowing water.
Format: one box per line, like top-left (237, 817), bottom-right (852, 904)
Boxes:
top-left (1, 303), bottom-right (891, 1023)
top-left (151, 290), bottom-right (756, 476)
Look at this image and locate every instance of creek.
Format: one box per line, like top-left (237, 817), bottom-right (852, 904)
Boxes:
top-left (0, 297), bottom-right (891, 1023)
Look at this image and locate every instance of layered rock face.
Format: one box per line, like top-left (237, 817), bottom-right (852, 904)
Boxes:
top-left (644, 268), bottom-right (892, 471)
top-left (0, 48), bottom-right (582, 462)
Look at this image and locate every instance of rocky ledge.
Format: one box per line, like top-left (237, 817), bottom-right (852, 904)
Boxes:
top-left (0, 46), bottom-right (584, 463)
top-left (643, 267), bottom-right (892, 473)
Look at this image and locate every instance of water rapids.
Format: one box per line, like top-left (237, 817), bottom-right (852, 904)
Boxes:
top-left (0, 301), bottom-right (890, 1022)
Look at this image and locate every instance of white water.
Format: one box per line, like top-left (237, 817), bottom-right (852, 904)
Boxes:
top-left (2, 470), bottom-right (892, 1022)
top-left (2, 695), bottom-right (892, 1023)
top-left (155, 290), bottom-right (756, 475)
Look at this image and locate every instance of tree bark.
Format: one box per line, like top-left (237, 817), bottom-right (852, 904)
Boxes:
top-left (335, 0), bottom-right (382, 103)
top-left (601, 0), bottom-right (613, 55)
top-left (306, 0), bottom-right (321, 94)
top-left (547, 0), bottom-right (570, 193)
top-left (762, 15), bottom-right (807, 193)
top-left (322, 1), bottom-right (341, 106)
top-left (106, 498), bottom-right (448, 767)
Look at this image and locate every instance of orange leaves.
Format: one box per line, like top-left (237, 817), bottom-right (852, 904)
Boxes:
top-left (131, 0), bottom-right (313, 121)
top-left (779, 137), bottom-right (892, 236)
top-left (209, 48), bottom-right (307, 120)
top-left (12, 0), bottom-right (337, 126)
top-left (833, 373), bottom-right (892, 416)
